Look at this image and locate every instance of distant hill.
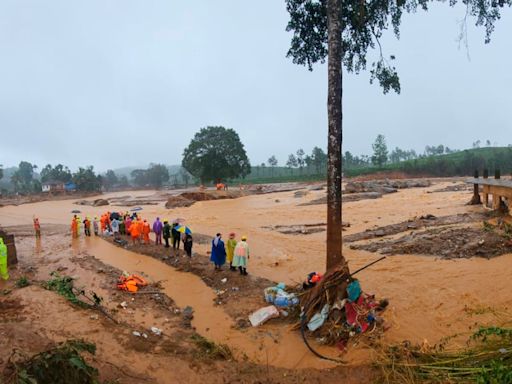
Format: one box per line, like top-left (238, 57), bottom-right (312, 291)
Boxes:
top-left (345, 147), bottom-right (512, 177)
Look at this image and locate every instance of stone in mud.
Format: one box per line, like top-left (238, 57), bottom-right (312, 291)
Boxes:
top-left (93, 199), bottom-right (109, 207)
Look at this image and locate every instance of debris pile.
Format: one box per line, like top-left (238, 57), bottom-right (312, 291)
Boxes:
top-left (296, 265), bottom-right (388, 352)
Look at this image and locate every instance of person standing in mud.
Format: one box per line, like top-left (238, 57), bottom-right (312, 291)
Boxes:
top-left (130, 218), bottom-right (141, 245)
top-left (0, 237), bottom-right (9, 281)
top-left (142, 219), bottom-right (151, 245)
top-left (71, 215), bottom-right (78, 238)
top-left (163, 220), bottom-right (171, 248)
top-left (33, 217), bottom-right (41, 238)
top-left (93, 217), bottom-right (99, 236)
top-left (233, 236), bottom-right (250, 275)
top-left (171, 223), bottom-right (180, 250)
top-left (83, 217), bottom-right (91, 237)
top-left (125, 216), bottom-right (132, 237)
top-left (111, 217), bottom-right (120, 240)
top-left (210, 233), bottom-right (226, 270)
top-left (184, 234), bottom-right (193, 257)
top-left (153, 217), bottom-right (163, 245)
top-left (226, 232), bottom-right (237, 271)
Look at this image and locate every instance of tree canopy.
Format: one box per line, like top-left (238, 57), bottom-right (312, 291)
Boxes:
top-left (372, 134), bottom-right (388, 167)
top-left (72, 166), bottom-right (101, 192)
top-left (182, 126), bottom-right (251, 183)
top-left (11, 161), bottom-right (38, 193)
top-left (40, 164), bottom-right (72, 183)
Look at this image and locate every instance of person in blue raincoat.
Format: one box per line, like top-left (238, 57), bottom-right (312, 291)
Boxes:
top-left (210, 233), bottom-right (226, 270)
top-left (0, 237), bottom-right (9, 281)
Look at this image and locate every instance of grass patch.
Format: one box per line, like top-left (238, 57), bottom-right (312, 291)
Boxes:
top-left (5, 339), bottom-right (98, 384)
top-left (190, 334), bottom-right (233, 361)
top-left (380, 326), bottom-right (512, 383)
top-left (15, 276), bottom-right (30, 288)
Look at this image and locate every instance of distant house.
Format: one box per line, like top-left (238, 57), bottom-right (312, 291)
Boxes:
top-left (41, 180), bottom-right (65, 193)
top-left (64, 182), bottom-right (77, 192)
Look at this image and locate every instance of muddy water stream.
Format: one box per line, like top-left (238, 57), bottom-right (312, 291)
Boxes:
top-left (72, 237), bottom-right (336, 369)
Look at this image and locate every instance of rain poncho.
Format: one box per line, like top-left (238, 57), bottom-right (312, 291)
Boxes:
top-left (210, 236), bottom-right (226, 266)
top-left (152, 218), bottom-right (163, 234)
top-left (226, 238), bottom-right (237, 264)
top-left (111, 218), bottom-right (120, 233)
top-left (232, 240), bottom-right (250, 268)
top-left (0, 238), bottom-right (9, 280)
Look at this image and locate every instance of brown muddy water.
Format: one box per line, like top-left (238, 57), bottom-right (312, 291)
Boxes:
top-left (1, 182), bottom-right (512, 368)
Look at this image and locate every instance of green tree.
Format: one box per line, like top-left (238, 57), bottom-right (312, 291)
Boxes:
top-left (311, 147), bottom-right (327, 174)
top-left (182, 126), bottom-right (251, 184)
top-left (0, 165), bottom-right (3, 181)
top-left (40, 164), bottom-right (72, 183)
top-left (146, 163), bottom-right (169, 188)
top-left (268, 155), bottom-right (278, 176)
top-left (296, 148), bottom-right (305, 173)
top-left (131, 169), bottom-right (148, 187)
top-left (72, 166), bottom-right (101, 192)
top-left (286, 0), bottom-right (510, 270)
top-left (11, 161), bottom-right (38, 193)
top-left (372, 134), bottom-right (388, 167)
top-left (103, 170), bottom-right (119, 191)
top-left (286, 153), bottom-right (298, 174)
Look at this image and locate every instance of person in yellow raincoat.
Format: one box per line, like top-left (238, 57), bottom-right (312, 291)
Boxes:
top-left (0, 237), bottom-right (9, 281)
top-left (226, 232), bottom-right (237, 271)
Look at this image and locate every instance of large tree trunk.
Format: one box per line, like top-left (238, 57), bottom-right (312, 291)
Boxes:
top-left (326, 0), bottom-right (345, 271)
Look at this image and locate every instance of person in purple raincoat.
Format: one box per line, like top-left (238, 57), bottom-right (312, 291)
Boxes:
top-left (152, 217), bottom-right (163, 245)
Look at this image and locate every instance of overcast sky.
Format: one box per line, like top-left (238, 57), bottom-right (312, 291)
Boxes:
top-left (0, 1), bottom-right (511, 172)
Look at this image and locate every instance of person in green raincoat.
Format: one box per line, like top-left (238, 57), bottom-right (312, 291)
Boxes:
top-left (0, 237), bottom-right (9, 281)
top-left (226, 232), bottom-right (237, 271)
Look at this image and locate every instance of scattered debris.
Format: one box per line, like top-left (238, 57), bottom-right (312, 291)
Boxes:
top-left (249, 305), bottom-right (280, 327)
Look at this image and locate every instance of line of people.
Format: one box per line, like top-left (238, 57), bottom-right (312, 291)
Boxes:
top-left (70, 212), bottom-right (193, 257)
top-left (210, 232), bottom-right (250, 276)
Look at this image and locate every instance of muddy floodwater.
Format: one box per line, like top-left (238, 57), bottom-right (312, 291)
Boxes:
top-left (2, 181), bottom-right (512, 374)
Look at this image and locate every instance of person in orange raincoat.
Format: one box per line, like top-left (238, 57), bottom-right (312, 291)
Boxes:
top-left (33, 217), bottom-right (41, 238)
top-left (131, 218), bottom-right (141, 245)
top-left (142, 219), bottom-right (151, 245)
top-left (71, 216), bottom-right (78, 238)
top-left (100, 214), bottom-right (106, 233)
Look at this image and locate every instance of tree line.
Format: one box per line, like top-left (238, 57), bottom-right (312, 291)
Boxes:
top-left (0, 162), bottom-right (193, 194)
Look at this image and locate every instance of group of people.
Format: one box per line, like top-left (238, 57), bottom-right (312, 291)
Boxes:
top-left (210, 232), bottom-right (250, 275)
top-left (69, 211), bottom-right (194, 258)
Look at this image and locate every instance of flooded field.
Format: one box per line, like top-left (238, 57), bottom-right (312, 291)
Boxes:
top-left (1, 179), bottom-right (512, 382)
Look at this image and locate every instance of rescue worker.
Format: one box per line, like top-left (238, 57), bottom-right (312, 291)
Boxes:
top-left (163, 220), bottom-right (171, 248)
top-left (33, 217), bottom-right (41, 238)
top-left (226, 232), bottom-right (237, 271)
top-left (232, 235), bottom-right (250, 275)
top-left (100, 214), bottom-right (106, 233)
top-left (152, 217), bottom-right (163, 245)
top-left (130, 217), bottom-right (141, 245)
top-left (71, 216), bottom-right (78, 238)
top-left (75, 216), bottom-right (81, 236)
top-left (0, 237), bottom-right (8, 281)
top-left (142, 219), bottom-right (151, 245)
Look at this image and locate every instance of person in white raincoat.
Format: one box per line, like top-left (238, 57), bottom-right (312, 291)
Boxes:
top-left (232, 236), bottom-right (250, 275)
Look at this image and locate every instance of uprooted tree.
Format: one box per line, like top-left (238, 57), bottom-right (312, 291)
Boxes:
top-left (285, 0), bottom-right (511, 271)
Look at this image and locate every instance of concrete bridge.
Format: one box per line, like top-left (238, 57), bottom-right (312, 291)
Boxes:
top-left (466, 177), bottom-right (512, 210)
